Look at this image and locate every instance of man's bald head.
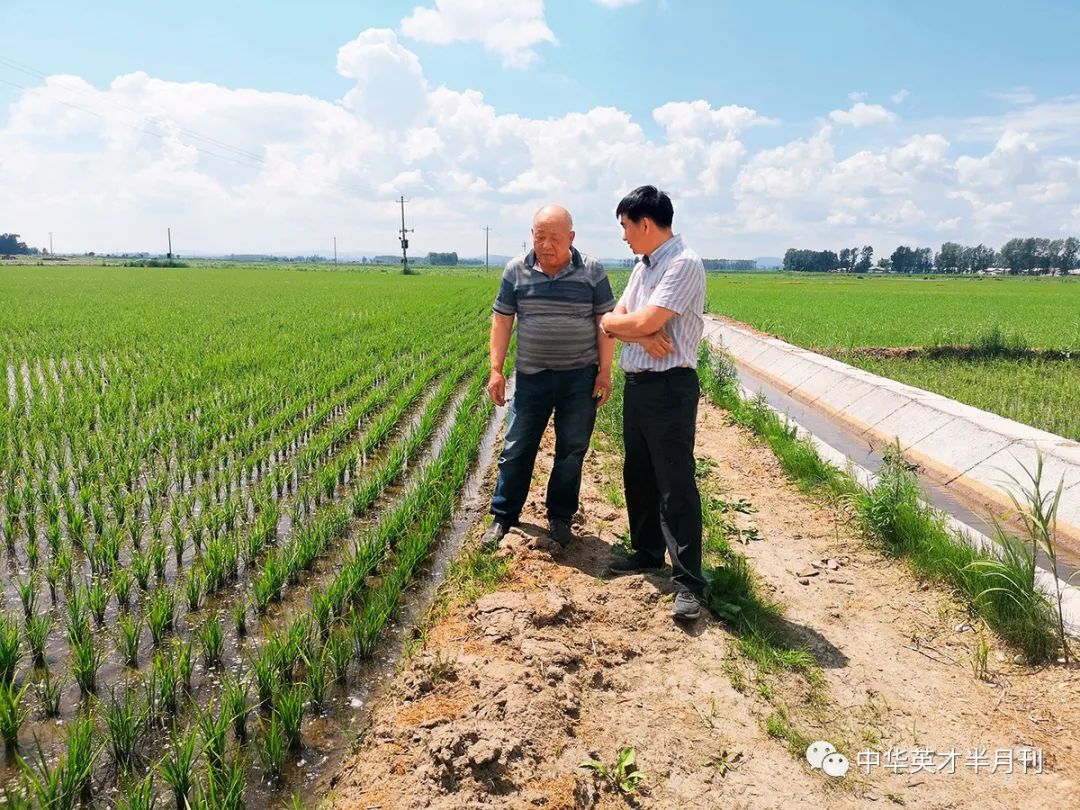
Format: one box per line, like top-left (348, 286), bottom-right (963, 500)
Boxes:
top-left (531, 204), bottom-right (575, 273)
top-left (533, 205), bottom-right (574, 231)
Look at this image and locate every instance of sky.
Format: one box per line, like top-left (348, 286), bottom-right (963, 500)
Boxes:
top-left (2, 0), bottom-right (1079, 260)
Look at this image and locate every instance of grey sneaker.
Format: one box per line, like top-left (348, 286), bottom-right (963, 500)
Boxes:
top-left (548, 519), bottom-right (573, 547)
top-left (482, 521), bottom-right (510, 548)
top-left (672, 591), bottom-right (702, 621)
top-left (606, 551), bottom-right (666, 576)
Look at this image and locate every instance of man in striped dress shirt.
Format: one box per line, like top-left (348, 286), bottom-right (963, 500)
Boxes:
top-left (599, 186), bottom-right (707, 621)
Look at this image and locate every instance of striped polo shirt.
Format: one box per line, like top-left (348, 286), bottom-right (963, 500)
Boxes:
top-left (618, 234), bottom-right (706, 373)
top-left (493, 248), bottom-right (616, 375)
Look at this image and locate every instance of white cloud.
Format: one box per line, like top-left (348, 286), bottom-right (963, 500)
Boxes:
top-left (653, 100), bottom-right (776, 139)
top-left (987, 86), bottom-right (1037, 104)
top-left (400, 0), bottom-right (556, 69)
top-left (3, 28), bottom-right (1080, 260)
top-left (592, 0), bottom-right (642, 6)
top-left (337, 29), bottom-right (428, 129)
top-left (890, 89), bottom-right (910, 104)
top-left (828, 102), bottom-right (898, 127)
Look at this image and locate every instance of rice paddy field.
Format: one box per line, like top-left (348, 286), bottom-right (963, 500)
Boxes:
top-left (706, 273), bottom-right (1080, 441)
top-left (0, 264), bottom-right (495, 807)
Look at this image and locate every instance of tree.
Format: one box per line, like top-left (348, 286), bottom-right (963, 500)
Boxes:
top-left (855, 245), bottom-right (873, 273)
top-left (0, 233), bottom-right (32, 255)
top-left (1062, 237), bottom-right (1079, 275)
top-left (968, 244), bottom-right (996, 273)
top-left (935, 242), bottom-right (964, 274)
top-left (891, 245), bottom-right (916, 273)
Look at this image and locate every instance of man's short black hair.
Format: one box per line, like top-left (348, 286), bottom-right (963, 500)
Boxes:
top-left (615, 185), bottom-right (674, 229)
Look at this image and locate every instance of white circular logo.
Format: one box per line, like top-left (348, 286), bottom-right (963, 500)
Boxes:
top-left (805, 741), bottom-right (836, 770)
top-left (822, 753), bottom-right (850, 778)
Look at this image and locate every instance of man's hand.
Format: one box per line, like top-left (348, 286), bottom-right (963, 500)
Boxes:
top-left (639, 331), bottom-right (675, 359)
top-left (487, 370), bottom-right (506, 406)
top-left (593, 368), bottom-right (613, 407)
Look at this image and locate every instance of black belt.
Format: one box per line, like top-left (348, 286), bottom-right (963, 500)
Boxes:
top-left (624, 367), bottom-right (696, 385)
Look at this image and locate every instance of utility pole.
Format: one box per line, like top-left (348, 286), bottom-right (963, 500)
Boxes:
top-left (522, 240), bottom-right (527, 256)
top-left (333, 236), bottom-right (337, 266)
top-left (167, 228), bottom-right (173, 260)
top-left (483, 226), bottom-right (491, 268)
top-left (49, 232), bottom-right (53, 256)
top-left (398, 196), bottom-right (414, 274)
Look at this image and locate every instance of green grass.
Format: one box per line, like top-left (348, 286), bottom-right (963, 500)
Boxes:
top-left (706, 272), bottom-right (1080, 439)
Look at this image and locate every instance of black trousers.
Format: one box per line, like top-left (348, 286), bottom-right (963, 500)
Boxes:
top-left (622, 367), bottom-right (705, 597)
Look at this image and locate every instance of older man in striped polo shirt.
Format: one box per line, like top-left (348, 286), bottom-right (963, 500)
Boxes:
top-left (599, 186), bottom-right (707, 621)
top-left (483, 205), bottom-right (617, 548)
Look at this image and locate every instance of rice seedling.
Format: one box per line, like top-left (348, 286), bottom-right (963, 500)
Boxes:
top-left (24, 613), bottom-right (51, 668)
top-left (151, 653), bottom-right (179, 716)
top-left (146, 587), bottom-right (175, 646)
top-left (0, 614), bottom-right (23, 686)
top-left (250, 646), bottom-right (277, 710)
top-left (273, 682), bottom-right (306, 751)
top-left (177, 638), bottom-right (194, 693)
top-left (116, 613), bottom-right (141, 668)
top-left (131, 550), bottom-right (152, 591)
top-left (303, 645), bottom-right (329, 714)
top-left (16, 575), bottom-right (37, 619)
top-left (232, 600), bottom-right (248, 638)
top-left (184, 569), bottom-right (204, 613)
top-left (70, 636), bottom-right (102, 696)
top-left (221, 672), bottom-right (250, 743)
top-left (36, 670), bottom-right (63, 718)
top-left (113, 567), bottom-right (132, 611)
top-left (0, 680), bottom-right (30, 749)
top-left (102, 687), bottom-right (145, 769)
top-left (113, 772), bottom-right (156, 810)
top-left (257, 712), bottom-right (286, 782)
top-left (197, 701), bottom-right (230, 771)
top-left (196, 615), bottom-right (224, 669)
top-left (87, 579), bottom-right (109, 626)
top-left (326, 627), bottom-right (352, 683)
top-left (159, 727), bottom-right (199, 810)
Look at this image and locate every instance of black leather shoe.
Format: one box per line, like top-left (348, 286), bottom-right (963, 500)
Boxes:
top-left (607, 551), bottom-right (667, 575)
top-left (548, 519), bottom-right (573, 547)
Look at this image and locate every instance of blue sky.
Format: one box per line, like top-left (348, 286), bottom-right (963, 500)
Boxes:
top-left (2, 1), bottom-right (1079, 257)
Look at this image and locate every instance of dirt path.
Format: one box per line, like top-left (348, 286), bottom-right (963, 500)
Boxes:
top-left (327, 397), bottom-right (1080, 809)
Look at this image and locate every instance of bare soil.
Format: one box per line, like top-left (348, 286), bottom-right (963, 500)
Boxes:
top-left (326, 396), bottom-right (1080, 809)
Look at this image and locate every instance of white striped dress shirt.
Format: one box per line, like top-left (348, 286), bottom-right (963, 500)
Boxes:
top-left (617, 234), bottom-right (706, 373)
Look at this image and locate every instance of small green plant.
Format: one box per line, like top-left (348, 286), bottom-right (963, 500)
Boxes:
top-left (184, 569), bottom-right (204, 613)
top-left (117, 612), bottom-right (141, 668)
top-left (114, 772), bottom-right (156, 810)
top-left (0, 614), bottom-right (24, 685)
top-left (221, 672), bottom-right (250, 743)
top-left (0, 680), bottom-right (30, 749)
top-left (103, 687), bottom-right (145, 769)
top-left (198, 701), bottom-right (230, 771)
top-left (113, 568), bottom-right (132, 611)
top-left (708, 748), bottom-right (744, 777)
top-left (196, 615), bottom-right (224, 669)
top-left (87, 579), bottom-right (109, 625)
top-left (36, 670), bottom-right (64, 718)
top-left (232, 600), bottom-right (248, 637)
top-left (70, 636), bottom-right (102, 695)
top-left (159, 727), bottom-right (199, 810)
top-left (580, 747), bottom-right (647, 795)
top-left (273, 682), bottom-right (306, 751)
top-left (258, 712), bottom-right (286, 781)
top-left (24, 612), bottom-right (51, 667)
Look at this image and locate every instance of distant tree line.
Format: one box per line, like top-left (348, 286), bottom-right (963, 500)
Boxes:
top-left (702, 258), bottom-right (756, 271)
top-left (784, 236), bottom-right (1080, 275)
top-left (0, 233), bottom-right (43, 255)
top-left (426, 251), bottom-right (458, 266)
